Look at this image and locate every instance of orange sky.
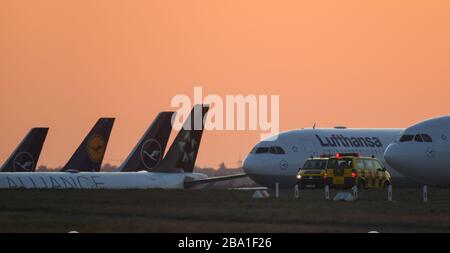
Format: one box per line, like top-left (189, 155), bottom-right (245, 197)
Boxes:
top-left (1, 0), bottom-right (450, 168)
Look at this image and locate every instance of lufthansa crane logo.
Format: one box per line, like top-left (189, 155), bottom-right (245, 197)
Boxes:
top-left (279, 160), bottom-right (289, 170)
top-left (426, 147), bottom-right (436, 158)
top-left (13, 152), bottom-right (34, 172)
top-left (87, 135), bottom-right (106, 163)
top-left (140, 139), bottom-right (163, 170)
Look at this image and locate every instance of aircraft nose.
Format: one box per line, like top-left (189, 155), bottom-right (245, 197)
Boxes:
top-left (384, 143), bottom-right (402, 167)
top-left (384, 143), bottom-right (412, 175)
top-left (243, 155), bottom-right (257, 175)
top-left (384, 141), bottom-right (439, 183)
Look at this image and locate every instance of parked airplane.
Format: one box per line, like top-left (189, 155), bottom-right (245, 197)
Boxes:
top-left (243, 127), bottom-right (405, 188)
top-left (117, 112), bottom-right (173, 172)
top-left (384, 115), bottom-right (450, 186)
top-left (60, 118), bottom-right (115, 172)
top-left (0, 105), bottom-right (246, 189)
top-left (0, 128), bottom-right (49, 172)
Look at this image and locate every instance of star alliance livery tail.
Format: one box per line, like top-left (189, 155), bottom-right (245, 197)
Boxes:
top-left (118, 112), bottom-right (174, 172)
top-left (61, 118), bottom-right (115, 172)
top-left (1, 128), bottom-right (49, 172)
top-left (153, 104), bottom-right (209, 173)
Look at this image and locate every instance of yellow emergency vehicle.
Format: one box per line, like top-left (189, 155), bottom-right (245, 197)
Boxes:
top-left (324, 153), bottom-right (391, 189)
top-left (296, 158), bottom-right (328, 189)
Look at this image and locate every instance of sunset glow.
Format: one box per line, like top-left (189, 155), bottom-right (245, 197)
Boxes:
top-left (1, 0), bottom-right (449, 169)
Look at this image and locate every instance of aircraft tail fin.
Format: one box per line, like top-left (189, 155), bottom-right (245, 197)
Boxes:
top-left (153, 104), bottom-right (209, 173)
top-left (1, 128), bottom-right (49, 172)
top-left (61, 118), bottom-right (115, 172)
top-left (118, 112), bottom-right (174, 172)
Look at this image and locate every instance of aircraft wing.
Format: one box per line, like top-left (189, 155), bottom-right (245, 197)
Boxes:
top-left (184, 173), bottom-right (248, 188)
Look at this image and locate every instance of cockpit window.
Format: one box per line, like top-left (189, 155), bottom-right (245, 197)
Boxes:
top-left (414, 134), bottom-right (423, 142)
top-left (421, 134), bottom-right (433, 142)
top-left (269, 147), bottom-right (278, 154)
top-left (399, 133), bottom-right (432, 143)
top-left (399, 135), bottom-right (414, 142)
top-left (253, 146), bottom-right (286, 154)
top-left (255, 147), bottom-right (270, 154)
top-left (275, 146), bottom-right (286, 154)
top-left (270, 146), bottom-right (286, 154)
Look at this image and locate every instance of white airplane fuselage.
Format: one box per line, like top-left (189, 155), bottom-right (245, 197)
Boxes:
top-left (0, 172), bottom-right (208, 189)
top-left (243, 128), bottom-right (404, 188)
top-left (385, 115), bottom-right (450, 186)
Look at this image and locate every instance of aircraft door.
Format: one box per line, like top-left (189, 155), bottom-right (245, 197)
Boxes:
top-left (301, 139), bottom-right (317, 158)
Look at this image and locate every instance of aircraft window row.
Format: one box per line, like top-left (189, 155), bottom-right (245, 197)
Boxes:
top-left (253, 146), bottom-right (286, 154)
top-left (399, 134), bottom-right (432, 143)
top-left (322, 149), bottom-right (385, 155)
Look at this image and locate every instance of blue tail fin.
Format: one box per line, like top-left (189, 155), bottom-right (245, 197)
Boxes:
top-left (61, 118), bottom-right (114, 172)
top-left (1, 128), bottom-right (49, 172)
top-left (153, 104), bottom-right (209, 173)
top-left (118, 112), bottom-right (174, 172)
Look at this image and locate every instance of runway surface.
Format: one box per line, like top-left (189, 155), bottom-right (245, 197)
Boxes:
top-left (0, 188), bottom-right (449, 232)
